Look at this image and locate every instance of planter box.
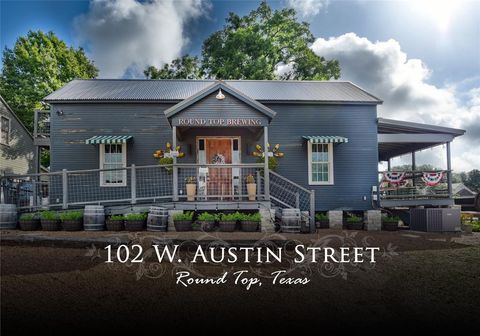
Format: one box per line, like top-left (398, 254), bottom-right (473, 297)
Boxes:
top-left (382, 221), bottom-right (398, 231)
top-left (174, 220), bottom-right (192, 232)
top-left (106, 219), bottom-right (125, 231)
top-left (41, 220), bottom-right (61, 231)
top-left (62, 219), bottom-right (83, 231)
top-left (19, 219), bottom-right (40, 231)
top-left (346, 222), bottom-right (363, 230)
top-left (241, 220), bottom-right (259, 232)
top-left (219, 221), bottom-right (236, 232)
top-left (197, 220), bottom-right (216, 232)
top-left (316, 220), bottom-right (329, 229)
top-left (125, 220), bottom-right (145, 232)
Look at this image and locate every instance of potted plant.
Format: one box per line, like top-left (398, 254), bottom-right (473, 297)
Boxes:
top-left (315, 213), bottom-right (329, 229)
top-left (185, 176), bottom-right (197, 201)
top-left (19, 212), bottom-right (40, 231)
top-left (124, 213), bottom-right (147, 231)
top-left (245, 175), bottom-right (257, 201)
top-left (218, 212), bottom-right (241, 232)
top-left (196, 212), bottom-right (217, 232)
top-left (346, 214), bottom-right (363, 230)
top-left (173, 211), bottom-right (194, 231)
top-left (40, 210), bottom-right (61, 231)
top-left (60, 211), bottom-right (83, 231)
top-left (240, 212), bottom-right (261, 232)
top-left (382, 215), bottom-right (400, 231)
top-left (106, 214), bottom-right (125, 231)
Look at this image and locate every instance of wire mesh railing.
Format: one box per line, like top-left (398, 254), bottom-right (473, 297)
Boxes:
top-left (267, 171), bottom-right (314, 215)
top-left (0, 163), bottom-right (266, 210)
top-left (379, 170), bottom-right (450, 200)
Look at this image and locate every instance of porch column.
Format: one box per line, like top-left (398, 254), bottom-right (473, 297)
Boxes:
top-left (263, 126), bottom-right (270, 201)
top-left (411, 151), bottom-right (416, 186)
top-left (387, 159), bottom-right (391, 171)
top-left (172, 126), bottom-right (178, 201)
top-left (446, 141), bottom-right (452, 197)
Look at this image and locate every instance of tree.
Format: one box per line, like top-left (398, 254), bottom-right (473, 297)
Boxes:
top-left (145, 1), bottom-right (340, 81)
top-left (465, 169), bottom-right (480, 193)
top-left (0, 31), bottom-right (98, 130)
top-left (144, 55), bottom-right (202, 79)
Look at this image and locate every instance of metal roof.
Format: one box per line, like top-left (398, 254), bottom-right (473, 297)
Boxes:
top-left (85, 135), bottom-right (133, 144)
top-left (378, 118), bottom-right (465, 136)
top-left (44, 79), bottom-right (382, 104)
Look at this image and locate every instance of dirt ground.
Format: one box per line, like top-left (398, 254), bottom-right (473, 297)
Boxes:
top-left (1, 231), bottom-right (480, 333)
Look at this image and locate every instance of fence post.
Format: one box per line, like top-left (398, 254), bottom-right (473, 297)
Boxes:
top-left (131, 164), bottom-right (137, 204)
top-left (62, 169), bottom-right (68, 209)
top-left (309, 190), bottom-right (315, 233)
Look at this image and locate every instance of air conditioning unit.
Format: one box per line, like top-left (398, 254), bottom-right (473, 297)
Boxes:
top-left (410, 208), bottom-right (461, 232)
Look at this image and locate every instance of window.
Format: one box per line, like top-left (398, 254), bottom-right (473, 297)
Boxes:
top-left (0, 116), bottom-right (10, 145)
top-left (308, 142), bottom-right (334, 185)
top-left (100, 143), bottom-right (127, 186)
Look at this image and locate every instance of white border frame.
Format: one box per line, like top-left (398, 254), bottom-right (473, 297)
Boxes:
top-left (99, 143), bottom-right (127, 187)
top-left (308, 141), bottom-right (334, 185)
top-left (0, 115), bottom-right (11, 146)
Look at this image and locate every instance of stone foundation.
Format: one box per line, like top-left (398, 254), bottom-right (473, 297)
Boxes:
top-left (328, 210), bottom-right (343, 229)
top-left (364, 210), bottom-right (382, 231)
top-left (260, 208), bottom-right (276, 233)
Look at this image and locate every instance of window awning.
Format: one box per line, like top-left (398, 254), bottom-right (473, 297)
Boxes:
top-left (302, 136), bottom-right (348, 144)
top-left (85, 135), bottom-right (133, 144)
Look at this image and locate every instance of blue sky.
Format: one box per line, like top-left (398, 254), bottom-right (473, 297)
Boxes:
top-left (1, 0), bottom-right (479, 170)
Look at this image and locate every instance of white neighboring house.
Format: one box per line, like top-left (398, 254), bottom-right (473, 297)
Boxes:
top-left (0, 96), bottom-right (34, 175)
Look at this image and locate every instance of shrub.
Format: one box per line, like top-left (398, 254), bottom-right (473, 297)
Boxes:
top-left (197, 212), bottom-right (218, 221)
top-left (173, 211), bottom-right (194, 221)
top-left (124, 213), bottom-right (147, 221)
top-left (315, 213), bottom-right (328, 221)
top-left (185, 176), bottom-right (197, 184)
top-left (245, 175), bottom-right (256, 184)
top-left (471, 221), bottom-right (480, 232)
top-left (219, 212), bottom-right (242, 222)
top-left (346, 214), bottom-right (363, 223)
top-left (40, 210), bottom-right (58, 220)
top-left (242, 212), bottom-right (261, 222)
top-left (59, 211), bottom-right (83, 221)
top-left (383, 215), bottom-right (400, 223)
top-left (109, 214), bottom-right (124, 221)
top-left (19, 212), bottom-right (37, 221)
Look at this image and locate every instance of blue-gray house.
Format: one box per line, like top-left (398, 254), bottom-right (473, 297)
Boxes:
top-left (2, 79), bottom-right (465, 230)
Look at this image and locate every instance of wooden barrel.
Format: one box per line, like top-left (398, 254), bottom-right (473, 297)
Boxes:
top-left (147, 207), bottom-right (168, 232)
top-left (0, 204), bottom-right (17, 230)
top-left (83, 205), bottom-right (105, 231)
top-left (281, 208), bottom-right (301, 233)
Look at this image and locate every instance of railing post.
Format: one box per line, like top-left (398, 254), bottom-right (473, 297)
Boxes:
top-left (172, 126), bottom-right (179, 201)
top-left (256, 170), bottom-right (261, 200)
top-left (62, 169), bottom-right (68, 209)
top-left (263, 126), bottom-right (270, 201)
top-left (131, 164), bottom-right (136, 204)
top-left (310, 190), bottom-right (315, 233)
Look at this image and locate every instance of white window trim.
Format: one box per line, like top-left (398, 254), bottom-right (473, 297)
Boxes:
top-left (99, 143), bottom-right (127, 187)
top-left (308, 142), bottom-right (334, 185)
top-left (0, 115), bottom-right (11, 146)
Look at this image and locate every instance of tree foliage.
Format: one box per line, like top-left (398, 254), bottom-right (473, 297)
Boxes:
top-left (144, 55), bottom-right (201, 79)
top-left (0, 31), bottom-right (98, 130)
top-left (144, 1), bottom-right (340, 81)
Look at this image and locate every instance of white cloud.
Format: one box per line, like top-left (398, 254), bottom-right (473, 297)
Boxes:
top-left (287, 0), bottom-right (329, 17)
top-left (74, 0), bottom-right (209, 78)
top-left (311, 33), bottom-right (480, 171)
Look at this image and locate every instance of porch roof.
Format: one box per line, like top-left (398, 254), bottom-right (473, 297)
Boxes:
top-left (377, 118), bottom-right (465, 161)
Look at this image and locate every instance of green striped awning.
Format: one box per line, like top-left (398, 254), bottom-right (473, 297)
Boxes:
top-left (85, 135), bottom-right (133, 145)
top-left (302, 136), bottom-right (349, 144)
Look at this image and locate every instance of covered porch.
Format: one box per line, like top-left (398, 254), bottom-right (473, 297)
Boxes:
top-left (377, 118), bottom-right (465, 208)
